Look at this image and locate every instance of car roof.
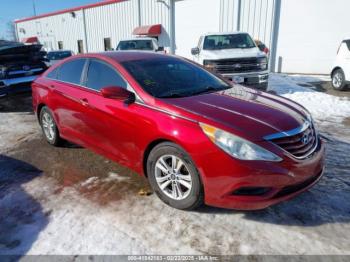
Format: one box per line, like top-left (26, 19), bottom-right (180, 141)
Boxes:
top-left (48, 50), bottom-right (72, 53)
top-left (202, 31), bottom-right (249, 36)
top-left (119, 37), bottom-right (156, 42)
top-left (76, 51), bottom-right (171, 63)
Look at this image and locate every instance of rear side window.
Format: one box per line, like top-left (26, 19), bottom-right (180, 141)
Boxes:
top-left (57, 59), bottom-right (86, 85)
top-left (86, 60), bottom-right (127, 91)
top-left (47, 68), bottom-right (58, 79)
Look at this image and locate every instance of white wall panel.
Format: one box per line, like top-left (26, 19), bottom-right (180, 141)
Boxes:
top-left (16, 0), bottom-right (173, 53)
top-left (238, 0), bottom-right (275, 48)
top-left (219, 0), bottom-right (240, 32)
top-left (139, 0), bottom-right (172, 48)
top-left (175, 0), bottom-right (221, 58)
top-left (17, 11), bottom-right (86, 53)
top-left (84, 1), bottom-right (139, 52)
top-left (276, 0), bottom-right (350, 74)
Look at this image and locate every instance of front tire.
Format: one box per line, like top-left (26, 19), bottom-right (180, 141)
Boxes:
top-left (39, 106), bottom-right (62, 146)
top-left (332, 69), bottom-right (347, 90)
top-left (147, 142), bottom-right (204, 210)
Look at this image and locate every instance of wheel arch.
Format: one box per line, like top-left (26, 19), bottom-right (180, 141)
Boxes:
top-left (36, 103), bottom-right (47, 122)
top-left (331, 66), bottom-right (342, 77)
top-left (142, 138), bottom-right (173, 177)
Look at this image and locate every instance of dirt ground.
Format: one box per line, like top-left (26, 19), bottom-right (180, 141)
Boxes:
top-left (312, 80), bottom-right (350, 99)
top-left (0, 82), bottom-right (350, 255)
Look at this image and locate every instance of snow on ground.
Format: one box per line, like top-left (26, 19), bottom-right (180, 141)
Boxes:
top-left (0, 112), bottom-right (38, 153)
top-left (1, 75), bottom-right (350, 256)
top-left (268, 73), bottom-right (350, 124)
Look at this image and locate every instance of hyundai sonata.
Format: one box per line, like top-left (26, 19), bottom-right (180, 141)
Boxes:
top-left (32, 52), bottom-right (325, 210)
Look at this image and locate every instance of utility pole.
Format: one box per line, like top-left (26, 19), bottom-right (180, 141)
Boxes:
top-left (32, 0), bottom-right (37, 16)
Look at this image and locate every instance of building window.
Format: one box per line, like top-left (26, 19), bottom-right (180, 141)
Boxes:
top-left (58, 41), bottom-right (64, 50)
top-left (104, 38), bottom-right (112, 51)
top-left (77, 40), bottom-right (84, 54)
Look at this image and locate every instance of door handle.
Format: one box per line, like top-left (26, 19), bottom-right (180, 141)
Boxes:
top-left (80, 98), bottom-right (89, 107)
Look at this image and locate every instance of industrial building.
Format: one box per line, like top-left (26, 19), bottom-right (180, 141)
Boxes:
top-left (15, 0), bottom-right (350, 74)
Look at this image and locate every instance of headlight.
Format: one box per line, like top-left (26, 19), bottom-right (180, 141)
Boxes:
top-left (200, 123), bottom-right (282, 162)
top-left (257, 57), bottom-right (268, 70)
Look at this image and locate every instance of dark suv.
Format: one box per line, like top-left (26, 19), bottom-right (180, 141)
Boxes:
top-left (0, 40), bottom-right (47, 97)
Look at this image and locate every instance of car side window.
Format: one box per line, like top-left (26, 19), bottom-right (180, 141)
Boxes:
top-left (57, 59), bottom-right (86, 85)
top-left (344, 40), bottom-right (350, 51)
top-left (86, 60), bottom-right (127, 91)
top-left (47, 68), bottom-right (58, 79)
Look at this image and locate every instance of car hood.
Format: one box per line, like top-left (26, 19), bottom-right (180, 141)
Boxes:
top-left (201, 47), bottom-right (265, 60)
top-left (162, 86), bottom-right (309, 141)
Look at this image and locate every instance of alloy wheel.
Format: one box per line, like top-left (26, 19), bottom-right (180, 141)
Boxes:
top-left (155, 154), bottom-right (192, 200)
top-left (333, 72), bottom-right (343, 88)
top-left (41, 111), bottom-right (56, 141)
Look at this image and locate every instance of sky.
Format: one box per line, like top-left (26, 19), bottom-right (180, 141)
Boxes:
top-left (0, 0), bottom-right (104, 40)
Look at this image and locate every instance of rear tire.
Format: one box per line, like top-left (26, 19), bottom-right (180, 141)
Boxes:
top-left (332, 69), bottom-right (347, 91)
top-left (147, 142), bottom-right (204, 210)
top-left (39, 106), bottom-right (62, 146)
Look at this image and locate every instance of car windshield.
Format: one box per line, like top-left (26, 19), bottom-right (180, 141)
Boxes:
top-left (117, 40), bottom-right (154, 51)
top-left (47, 51), bottom-right (72, 60)
top-left (121, 57), bottom-right (230, 98)
top-left (203, 33), bottom-right (256, 50)
top-left (344, 40), bottom-right (350, 51)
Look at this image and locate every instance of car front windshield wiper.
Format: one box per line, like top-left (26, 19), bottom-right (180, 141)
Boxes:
top-left (158, 92), bottom-right (187, 98)
top-left (190, 86), bottom-right (227, 96)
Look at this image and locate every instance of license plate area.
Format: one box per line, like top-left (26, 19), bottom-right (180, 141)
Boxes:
top-left (231, 76), bottom-right (245, 84)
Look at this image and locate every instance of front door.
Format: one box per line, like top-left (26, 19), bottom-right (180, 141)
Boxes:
top-left (77, 58), bottom-right (138, 163)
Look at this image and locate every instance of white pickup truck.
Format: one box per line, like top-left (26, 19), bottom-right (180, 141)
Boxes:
top-left (191, 32), bottom-right (269, 90)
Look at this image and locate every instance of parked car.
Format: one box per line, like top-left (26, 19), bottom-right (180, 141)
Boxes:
top-left (331, 38), bottom-right (350, 90)
top-left (32, 52), bottom-right (325, 210)
top-left (117, 37), bottom-right (164, 52)
top-left (255, 39), bottom-right (269, 55)
top-left (0, 40), bottom-right (47, 97)
top-left (191, 32), bottom-right (269, 90)
top-left (46, 50), bottom-right (74, 67)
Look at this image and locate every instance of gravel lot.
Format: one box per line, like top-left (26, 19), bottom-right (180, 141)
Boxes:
top-left (0, 76), bottom-right (350, 256)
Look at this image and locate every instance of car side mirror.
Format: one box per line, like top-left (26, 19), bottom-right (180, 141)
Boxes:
top-left (157, 46), bottom-right (165, 52)
top-left (191, 47), bottom-right (200, 55)
top-left (101, 86), bottom-right (135, 104)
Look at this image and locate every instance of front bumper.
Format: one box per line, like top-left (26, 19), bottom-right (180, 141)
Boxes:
top-left (0, 75), bottom-right (38, 97)
top-left (192, 137), bottom-right (325, 210)
top-left (222, 71), bottom-right (269, 90)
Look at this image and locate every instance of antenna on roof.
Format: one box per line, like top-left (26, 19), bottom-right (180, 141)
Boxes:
top-left (32, 0), bottom-right (37, 16)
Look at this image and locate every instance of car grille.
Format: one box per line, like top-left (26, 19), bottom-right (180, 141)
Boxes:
top-left (6, 68), bottom-right (44, 79)
top-left (208, 57), bottom-right (262, 74)
top-left (6, 64), bottom-right (45, 79)
top-left (268, 122), bottom-right (318, 159)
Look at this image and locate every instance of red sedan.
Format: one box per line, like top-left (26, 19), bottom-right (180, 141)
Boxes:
top-left (32, 52), bottom-right (325, 210)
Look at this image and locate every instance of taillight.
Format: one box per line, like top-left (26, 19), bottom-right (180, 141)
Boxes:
top-left (263, 47), bottom-right (269, 54)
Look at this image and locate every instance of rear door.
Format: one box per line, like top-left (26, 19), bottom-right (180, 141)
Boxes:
top-left (48, 58), bottom-right (91, 145)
